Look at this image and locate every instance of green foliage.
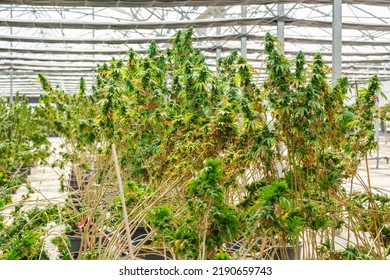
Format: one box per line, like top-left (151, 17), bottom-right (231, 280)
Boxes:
top-left (37, 74), bottom-right (97, 153)
top-left (213, 251), bottom-right (232, 260)
top-left (0, 94), bottom-right (51, 197)
top-left (9, 30), bottom-right (385, 260)
top-left (0, 206), bottom-right (61, 260)
top-left (148, 159), bottom-right (240, 259)
top-left (354, 74), bottom-right (383, 152)
top-left (249, 180), bottom-right (304, 245)
top-left (0, 192), bottom-right (12, 209)
top-left (148, 204), bottom-right (175, 233)
top-left (351, 192), bottom-right (390, 250)
top-left (379, 103), bottom-right (390, 121)
top-left (51, 236), bottom-right (72, 260)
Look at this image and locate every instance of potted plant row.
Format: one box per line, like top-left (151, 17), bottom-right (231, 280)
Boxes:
top-left (24, 29), bottom-right (390, 260)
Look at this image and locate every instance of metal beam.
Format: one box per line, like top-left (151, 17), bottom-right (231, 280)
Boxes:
top-left (1, 33), bottom-right (390, 48)
top-left (1, 0), bottom-right (390, 7)
top-left (1, 45), bottom-right (390, 58)
top-left (0, 17), bottom-right (279, 30)
top-left (2, 17), bottom-right (390, 32)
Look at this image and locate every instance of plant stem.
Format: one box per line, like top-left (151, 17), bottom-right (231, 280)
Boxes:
top-left (112, 143), bottom-right (135, 260)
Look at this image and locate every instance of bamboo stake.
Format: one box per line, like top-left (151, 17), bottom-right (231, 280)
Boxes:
top-left (364, 154), bottom-right (373, 200)
top-left (112, 143), bottom-right (135, 260)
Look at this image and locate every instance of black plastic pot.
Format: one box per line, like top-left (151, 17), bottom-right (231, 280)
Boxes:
top-left (68, 169), bottom-right (90, 190)
top-left (10, 165), bottom-right (31, 179)
top-left (131, 226), bottom-right (152, 245)
top-left (71, 199), bottom-right (82, 211)
top-left (273, 243), bottom-right (302, 260)
top-left (137, 248), bottom-right (173, 260)
top-left (66, 233), bottom-right (82, 254)
top-left (226, 237), bottom-right (245, 253)
top-left (19, 166), bottom-right (31, 177)
top-left (68, 177), bottom-right (87, 190)
top-left (226, 237), bottom-right (262, 253)
top-left (65, 231), bottom-right (105, 255)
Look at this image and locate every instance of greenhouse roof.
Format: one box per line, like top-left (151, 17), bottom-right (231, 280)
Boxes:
top-left (1, 0), bottom-right (390, 99)
top-left (2, 1), bottom-right (390, 7)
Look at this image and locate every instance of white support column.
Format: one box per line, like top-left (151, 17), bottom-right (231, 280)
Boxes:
top-left (215, 8), bottom-right (225, 60)
top-left (277, 4), bottom-right (285, 49)
top-left (216, 26), bottom-right (222, 60)
top-left (10, 68), bottom-right (14, 103)
top-left (92, 70), bottom-right (96, 94)
top-left (92, 7), bottom-right (96, 92)
top-left (92, 7), bottom-right (95, 48)
top-left (10, 5), bottom-right (14, 103)
top-left (241, 5), bottom-right (247, 58)
top-left (276, 4), bottom-right (285, 177)
top-left (332, 0), bottom-right (342, 83)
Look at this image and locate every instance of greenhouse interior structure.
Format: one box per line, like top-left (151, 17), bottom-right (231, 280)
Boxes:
top-left (1, 0), bottom-right (390, 260)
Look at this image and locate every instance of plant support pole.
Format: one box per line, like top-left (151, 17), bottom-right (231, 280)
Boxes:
top-left (10, 5), bottom-right (14, 103)
top-left (375, 93), bottom-right (380, 169)
top-left (276, 3), bottom-right (286, 178)
top-left (10, 68), bottom-right (13, 103)
top-left (277, 4), bottom-right (285, 50)
top-left (241, 5), bottom-right (247, 58)
top-left (112, 143), bottom-right (135, 260)
top-left (332, 0), bottom-right (342, 84)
